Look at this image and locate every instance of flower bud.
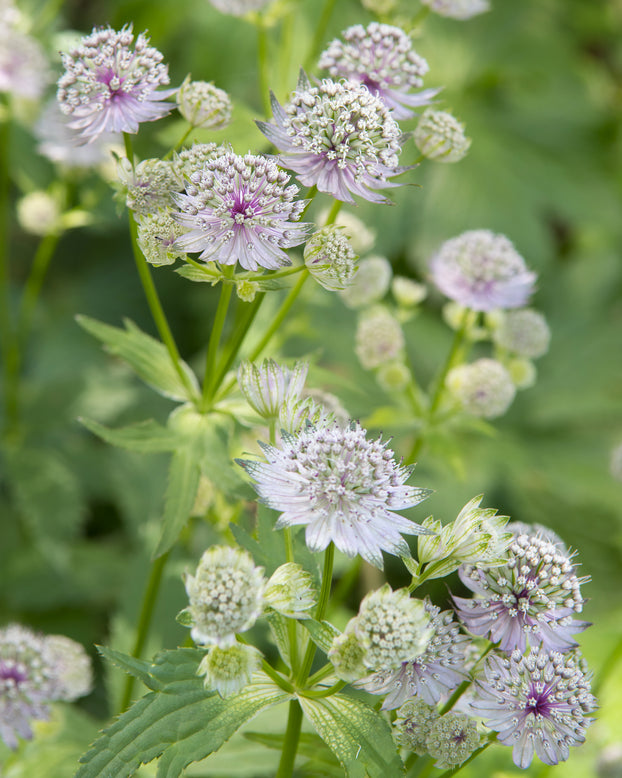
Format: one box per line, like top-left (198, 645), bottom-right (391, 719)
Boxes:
top-left (137, 209), bottom-right (185, 266)
top-left (182, 546), bottom-right (266, 646)
top-left (264, 563), bottom-right (316, 618)
top-left (304, 225), bottom-right (358, 291)
top-left (197, 644), bottom-right (260, 697)
top-left (235, 279), bottom-right (259, 302)
top-left (176, 76), bottom-right (232, 130)
top-left (446, 358), bottom-right (516, 418)
top-left (117, 157), bottom-right (181, 215)
top-left (493, 308), bottom-right (551, 358)
top-left (394, 699), bottom-right (440, 753)
top-left (414, 109), bottom-right (471, 163)
top-left (328, 626), bottom-right (368, 682)
top-left (237, 359), bottom-right (308, 419)
top-left (392, 276), bottom-right (427, 308)
top-left (507, 357), bottom-right (537, 389)
top-left (376, 361), bottom-right (410, 393)
top-left (355, 306), bottom-right (405, 370)
top-left (426, 712), bottom-right (481, 768)
top-left (339, 255), bottom-right (392, 309)
top-left (16, 191), bottom-right (62, 236)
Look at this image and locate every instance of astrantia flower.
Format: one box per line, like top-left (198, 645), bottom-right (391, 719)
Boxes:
top-left (318, 23), bottom-right (440, 120)
top-left (0, 26), bottom-right (49, 101)
top-left (304, 225), bottom-right (358, 292)
top-left (57, 25), bottom-right (174, 141)
top-left (413, 108), bottom-right (471, 163)
top-left (493, 308), bottom-right (551, 359)
top-left (172, 142), bottom-right (226, 180)
top-left (237, 359), bottom-right (308, 419)
top-left (358, 600), bottom-right (469, 708)
top-left (446, 358), bottom-right (516, 419)
top-left (42, 635), bottom-right (92, 701)
top-left (207, 0), bottom-right (272, 15)
top-left (430, 229), bottom-right (536, 311)
top-left (422, 0), bottom-right (490, 20)
top-left (117, 157), bottom-right (181, 215)
top-left (182, 546), bottom-right (266, 646)
top-left (355, 306), bottom-right (405, 370)
top-left (173, 152), bottom-right (312, 270)
top-left (393, 699), bottom-right (440, 753)
top-left (471, 648), bottom-right (596, 768)
top-left (239, 421), bottom-right (431, 568)
top-left (0, 625), bottom-right (54, 749)
top-left (176, 76), bottom-right (232, 129)
top-left (257, 74), bottom-right (406, 204)
top-left (454, 531), bottom-right (590, 653)
top-left (426, 712), bottom-right (481, 768)
top-left (197, 644), bottom-right (260, 697)
top-left (339, 255), bottom-right (392, 309)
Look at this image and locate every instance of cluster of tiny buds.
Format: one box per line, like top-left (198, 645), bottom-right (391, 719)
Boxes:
top-left (304, 225), bottom-right (358, 292)
top-left (176, 77), bottom-right (232, 130)
top-left (355, 306), bottom-right (405, 370)
top-left (414, 108), bottom-right (471, 163)
top-left (446, 358), bottom-right (516, 419)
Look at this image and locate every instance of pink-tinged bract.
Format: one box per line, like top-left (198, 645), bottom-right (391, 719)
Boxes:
top-left (257, 74), bottom-right (406, 204)
top-left (430, 229), bottom-right (536, 311)
top-left (173, 152), bottom-right (312, 271)
top-left (453, 531), bottom-right (590, 653)
top-left (471, 648), bottom-right (596, 769)
top-left (239, 421), bottom-right (431, 568)
top-left (319, 23), bottom-right (440, 120)
top-left (57, 25), bottom-right (174, 141)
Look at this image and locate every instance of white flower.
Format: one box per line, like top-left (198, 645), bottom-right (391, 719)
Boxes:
top-left (239, 422), bottom-right (431, 568)
top-left (446, 358), bottom-right (516, 419)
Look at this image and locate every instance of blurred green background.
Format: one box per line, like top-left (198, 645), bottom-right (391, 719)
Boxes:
top-left (1, 0), bottom-right (622, 775)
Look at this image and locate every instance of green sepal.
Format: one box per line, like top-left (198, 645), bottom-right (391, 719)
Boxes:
top-left (299, 693), bottom-right (404, 778)
top-left (76, 315), bottom-right (199, 402)
top-left (175, 608), bottom-right (194, 628)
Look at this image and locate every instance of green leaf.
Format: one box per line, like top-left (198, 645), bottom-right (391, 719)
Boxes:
top-left (175, 265), bottom-right (220, 284)
top-left (75, 650), bottom-right (291, 778)
top-left (76, 315), bottom-right (199, 402)
top-left (79, 417), bottom-right (179, 453)
top-left (97, 646), bottom-right (164, 692)
top-left (154, 447), bottom-right (201, 558)
top-left (301, 619), bottom-right (341, 654)
top-left (299, 694), bottom-right (404, 778)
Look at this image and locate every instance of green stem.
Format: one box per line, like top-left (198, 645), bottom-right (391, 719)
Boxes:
top-left (301, 679), bottom-right (345, 698)
top-left (275, 700), bottom-right (303, 778)
top-left (18, 232), bottom-right (60, 342)
top-left (119, 551), bottom-right (170, 713)
top-left (260, 658), bottom-right (296, 693)
top-left (202, 268), bottom-right (234, 405)
top-left (323, 198), bottom-right (343, 226)
top-left (257, 18), bottom-right (271, 117)
top-left (163, 125), bottom-right (195, 159)
top-left (408, 5), bottom-right (431, 32)
top-left (304, 0), bottom-right (338, 71)
top-left (306, 662), bottom-right (335, 687)
top-left (297, 543), bottom-right (334, 685)
top-left (406, 309), bottom-right (470, 463)
top-left (211, 293), bottom-right (266, 399)
top-left (128, 212), bottom-right (199, 403)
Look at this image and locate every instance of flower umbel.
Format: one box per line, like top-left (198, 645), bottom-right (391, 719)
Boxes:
top-left (257, 73), bottom-right (406, 204)
top-left (414, 108), bottom-right (471, 163)
top-left (176, 76), bottom-right (232, 130)
top-left (357, 599), bottom-right (469, 707)
top-left (174, 152), bottom-right (312, 270)
top-left (454, 530), bottom-right (590, 653)
top-left (430, 229), bottom-right (536, 311)
top-left (182, 546), bottom-right (266, 646)
top-left (318, 23), bottom-right (440, 120)
top-left (197, 644), bottom-right (261, 698)
top-left (471, 648), bottom-right (596, 768)
top-left (57, 25), bottom-right (174, 141)
top-left (239, 422), bottom-right (431, 568)
top-left (304, 225), bottom-right (358, 292)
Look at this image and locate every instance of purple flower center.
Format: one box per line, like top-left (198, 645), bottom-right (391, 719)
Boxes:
top-left (0, 661), bottom-right (27, 685)
top-left (525, 682), bottom-right (552, 717)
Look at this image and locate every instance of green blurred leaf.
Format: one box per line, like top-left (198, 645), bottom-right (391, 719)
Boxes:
top-left (154, 447), bottom-right (201, 558)
top-left (76, 315), bottom-right (199, 402)
top-left (79, 417), bottom-right (180, 453)
top-left (299, 694), bottom-right (404, 778)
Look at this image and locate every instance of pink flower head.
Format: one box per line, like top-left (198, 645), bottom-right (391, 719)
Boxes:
top-left (57, 25), bottom-right (174, 141)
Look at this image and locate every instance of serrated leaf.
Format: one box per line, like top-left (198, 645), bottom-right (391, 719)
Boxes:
top-left (97, 646), bottom-right (163, 692)
top-left (154, 447), bottom-right (201, 558)
top-left (80, 417), bottom-right (180, 453)
top-left (301, 619), bottom-right (340, 654)
top-left (299, 694), bottom-right (403, 778)
top-left (75, 651), bottom-right (291, 778)
top-left (76, 315), bottom-right (199, 402)
top-left (266, 612), bottom-right (291, 667)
